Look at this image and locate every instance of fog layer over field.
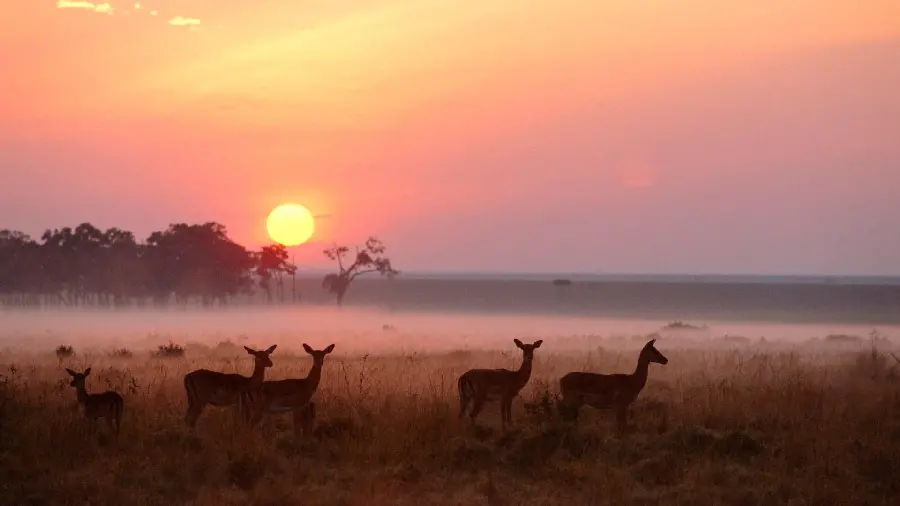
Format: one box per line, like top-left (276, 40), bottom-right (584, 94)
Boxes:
top-left (2, 307), bottom-right (898, 354)
top-left (4, 306), bottom-right (900, 504)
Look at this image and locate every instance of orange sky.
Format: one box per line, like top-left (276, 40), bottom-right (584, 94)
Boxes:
top-left (1, 1), bottom-right (899, 274)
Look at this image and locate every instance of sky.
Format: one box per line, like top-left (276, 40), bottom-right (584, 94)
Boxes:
top-left (1, 1), bottom-right (899, 275)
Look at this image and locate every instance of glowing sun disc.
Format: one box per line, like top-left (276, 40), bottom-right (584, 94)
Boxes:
top-left (267, 203), bottom-right (315, 246)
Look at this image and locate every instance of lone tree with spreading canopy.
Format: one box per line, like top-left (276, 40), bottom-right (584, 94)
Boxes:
top-left (322, 237), bottom-right (398, 306)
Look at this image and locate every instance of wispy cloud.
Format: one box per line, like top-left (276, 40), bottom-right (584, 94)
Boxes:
top-left (56, 1), bottom-right (114, 14)
top-left (169, 16), bottom-right (201, 28)
top-left (56, 2), bottom-right (200, 29)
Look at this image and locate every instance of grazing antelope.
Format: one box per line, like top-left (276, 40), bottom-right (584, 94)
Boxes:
top-left (65, 367), bottom-right (124, 436)
top-left (458, 339), bottom-right (543, 430)
top-left (183, 344), bottom-right (277, 428)
top-left (241, 343), bottom-right (335, 436)
top-left (559, 338), bottom-right (668, 434)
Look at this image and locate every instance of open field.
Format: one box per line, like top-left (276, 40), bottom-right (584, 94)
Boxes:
top-left (2, 312), bottom-right (900, 505)
top-left (292, 276), bottom-right (900, 324)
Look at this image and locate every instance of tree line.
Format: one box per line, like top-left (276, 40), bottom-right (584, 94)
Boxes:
top-left (0, 222), bottom-right (397, 308)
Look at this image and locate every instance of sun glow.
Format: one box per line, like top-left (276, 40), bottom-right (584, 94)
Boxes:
top-left (266, 203), bottom-right (315, 246)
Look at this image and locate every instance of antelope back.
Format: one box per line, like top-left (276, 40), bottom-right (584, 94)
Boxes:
top-left (459, 369), bottom-right (522, 401)
top-left (84, 391), bottom-right (123, 418)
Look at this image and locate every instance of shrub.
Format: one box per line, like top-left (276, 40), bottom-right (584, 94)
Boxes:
top-left (663, 321), bottom-right (707, 331)
top-left (109, 348), bottom-right (134, 359)
top-left (825, 334), bottom-right (861, 344)
top-left (54, 345), bottom-right (74, 359)
top-left (154, 341), bottom-right (185, 358)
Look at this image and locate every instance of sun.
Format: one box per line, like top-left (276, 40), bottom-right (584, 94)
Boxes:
top-left (266, 203), bottom-right (315, 246)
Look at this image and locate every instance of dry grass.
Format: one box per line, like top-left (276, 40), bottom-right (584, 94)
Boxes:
top-left (2, 335), bottom-right (900, 506)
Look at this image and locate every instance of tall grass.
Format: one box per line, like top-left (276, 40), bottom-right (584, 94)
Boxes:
top-left (1, 337), bottom-right (899, 505)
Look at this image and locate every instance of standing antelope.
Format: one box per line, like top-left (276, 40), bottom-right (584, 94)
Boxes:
top-left (241, 343), bottom-right (335, 436)
top-left (458, 339), bottom-right (543, 430)
top-left (559, 338), bottom-right (668, 434)
top-left (66, 367), bottom-right (124, 436)
top-left (183, 344), bottom-right (277, 428)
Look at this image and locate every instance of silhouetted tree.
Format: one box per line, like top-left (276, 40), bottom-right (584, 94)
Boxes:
top-left (322, 237), bottom-right (398, 306)
top-left (146, 222), bottom-right (255, 307)
top-left (0, 230), bottom-right (41, 305)
top-left (0, 221), bottom-right (259, 308)
top-left (256, 244), bottom-right (297, 303)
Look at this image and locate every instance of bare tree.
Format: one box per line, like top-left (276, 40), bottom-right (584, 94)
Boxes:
top-left (322, 237), bottom-right (398, 306)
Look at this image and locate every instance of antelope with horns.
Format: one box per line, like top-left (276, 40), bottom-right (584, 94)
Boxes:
top-left (183, 344), bottom-right (277, 428)
top-left (559, 338), bottom-right (668, 434)
top-left (240, 344), bottom-right (335, 436)
top-left (458, 339), bottom-right (543, 430)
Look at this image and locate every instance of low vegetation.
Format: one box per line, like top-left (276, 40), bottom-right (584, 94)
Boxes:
top-left (108, 348), bottom-right (134, 359)
top-left (154, 342), bottom-right (186, 358)
top-left (661, 320), bottom-right (708, 331)
top-left (55, 345), bottom-right (74, 359)
top-left (2, 333), bottom-right (899, 505)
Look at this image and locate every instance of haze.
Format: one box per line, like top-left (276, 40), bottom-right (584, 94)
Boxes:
top-left (2, 307), bottom-right (898, 355)
top-left (2, 1), bottom-right (899, 275)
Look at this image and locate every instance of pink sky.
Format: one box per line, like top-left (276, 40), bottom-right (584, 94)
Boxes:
top-left (1, 1), bottom-right (899, 275)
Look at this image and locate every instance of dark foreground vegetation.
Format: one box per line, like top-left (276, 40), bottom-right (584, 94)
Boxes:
top-left (2, 334), bottom-right (900, 505)
top-left (0, 223), bottom-right (396, 307)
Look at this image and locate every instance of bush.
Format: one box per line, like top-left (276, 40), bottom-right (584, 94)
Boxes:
top-left (662, 320), bottom-right (707, 331)
top-left (154, 341), bottom-right (185, 358)
top-left (109, 348), bottom-right (134, 359)
top-left (54, 345), bottom-right (74, 359)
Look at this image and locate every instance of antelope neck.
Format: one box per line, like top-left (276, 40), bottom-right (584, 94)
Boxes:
top-left (515, 356), bottom-right (533, 384)
top-left (75, 384), bottom-right (89, 403)
top-left (305, 362), bottom-right (323, 390)
top-left (631, 355), bottom-right (652, 387)
top-left (248, 360), bottom-right (267, 386)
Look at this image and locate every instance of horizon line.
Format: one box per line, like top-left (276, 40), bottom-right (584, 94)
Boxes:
top-left (290, 269), bottom-right (900, 281)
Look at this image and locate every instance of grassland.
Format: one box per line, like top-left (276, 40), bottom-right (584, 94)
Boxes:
top-left (2, 332), bottom-right (900, 505)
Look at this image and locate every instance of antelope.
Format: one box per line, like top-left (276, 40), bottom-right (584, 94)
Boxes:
top-left (65, 367), bottom-right (124, 436)
top-left (240, 343), bottom-right (335, 436)
top-left (183, 344), bottom-right (277, 428)
top-left (458, 339), bottom-right (543, 430)
top-left (559, 338), bottom-right (668, 434)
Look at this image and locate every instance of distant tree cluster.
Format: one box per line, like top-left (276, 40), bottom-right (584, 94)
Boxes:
top-left (0, 222), bottom-right (286, 307)
top-left (0, 222), bottom-right (397, 308)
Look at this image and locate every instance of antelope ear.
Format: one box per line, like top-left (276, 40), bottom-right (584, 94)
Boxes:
top-left (266, 344), bottom-right (278, 354)
top-left (533, 340), bottom-right (543, 348)
top-left (324, 344), bottom-right (336, 354)
top-left (513, 339), bottom-right (524, 349)
top-left (65, 368), bottom-right (76, 376)
top-left (648, 339), bottom-right (657, 346)
top-left (84, 367), bottom-right (91, 376)
top-left (303, 344), bottom-right (314, 355)
top-left (244, 346), bottom-right (255, 354)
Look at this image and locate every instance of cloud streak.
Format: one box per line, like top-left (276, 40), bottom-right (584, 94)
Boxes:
top-left (169, 16), bottom-right (201, 28)
top-left (56, 1), bottom-right (199, 28)
top-left (56, 1), bottom-right (113, 14)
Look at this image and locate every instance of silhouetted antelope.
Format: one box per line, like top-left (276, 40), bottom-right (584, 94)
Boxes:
top-left (458, 339), bottom-right (543, 430)
top-left (66, 367), bottom-right (124, 436)
top-left (241, 344), bottom-right (335, 436)
top-left (183, 345), bottom-right (277, 428)
top-left (559, 339), bottom-right (668, 434)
